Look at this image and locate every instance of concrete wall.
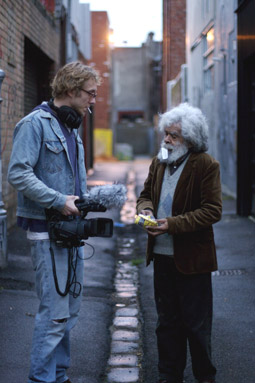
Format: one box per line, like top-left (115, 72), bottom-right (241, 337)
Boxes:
top-left (111, 37), bottom-right (162, 157)
top-left (116, 123), bottom-right (155, 156)
top-left (142, 33), bottom-right (162, 121)
top-left (112, 46), bottom-right (160, 157)
top-left (111, 47), bottom-right (146, 155)
top-left (68, 0), bottom-right (91, 60)
top-left (215, 0), bottom-right (237, 196)
top-left (112, 48), bottom-right (146, 116)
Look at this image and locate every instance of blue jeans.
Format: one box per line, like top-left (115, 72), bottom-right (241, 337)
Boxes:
top-left (28, 240), bottom-right (84, 383)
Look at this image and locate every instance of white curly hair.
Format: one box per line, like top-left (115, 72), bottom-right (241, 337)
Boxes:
top-left (159, 103), bottom-right (209, 152)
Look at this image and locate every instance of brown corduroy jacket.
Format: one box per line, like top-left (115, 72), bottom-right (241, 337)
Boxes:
top-left (136, 152), bottom-right (222, 274)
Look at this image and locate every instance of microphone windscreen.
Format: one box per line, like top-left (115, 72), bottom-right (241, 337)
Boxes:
top-left (86, 184), bottom-right (127, 209)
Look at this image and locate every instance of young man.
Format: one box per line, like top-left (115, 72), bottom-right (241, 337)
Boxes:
top-left (8, 61), bottom-right (101, 383)
top-left (136, 103), bottom-right (222, 383)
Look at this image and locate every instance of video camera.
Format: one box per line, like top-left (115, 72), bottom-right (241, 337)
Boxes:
top-left (45, 198), bottom-right (113, 248)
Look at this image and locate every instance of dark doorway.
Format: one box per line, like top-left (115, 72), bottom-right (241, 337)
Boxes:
top-left (83, 106), bottom-right (94, 171)
top-left (250, 55), bottom-right (255, 215)
top-left (236, 0), bottom-right (255, 216)
top-left (24, 38), bottom-right (54, 115)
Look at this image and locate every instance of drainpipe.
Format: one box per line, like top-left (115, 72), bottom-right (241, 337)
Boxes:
top-left (0, 69), bottom-right (7, 268)
top-left (66, 0), bottom-right (72, 63)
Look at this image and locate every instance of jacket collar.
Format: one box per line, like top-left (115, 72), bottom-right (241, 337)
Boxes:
top-left (156, 152), bottom-right (199, 199)
top-left (174, 153), bottom-right (197, 197)
top-left (38, 107), bottom-right (80, 143)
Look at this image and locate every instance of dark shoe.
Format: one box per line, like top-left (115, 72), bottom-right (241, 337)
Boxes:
top-left (198, 380), bottom-right (215, 383)
top-left (158, 380), bottom-right (184, 383)
top-left (64, 380), bottom-right (72, 383)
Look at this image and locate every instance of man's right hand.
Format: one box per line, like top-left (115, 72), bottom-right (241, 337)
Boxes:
top-left (61, 195), bottom-right (80, 216)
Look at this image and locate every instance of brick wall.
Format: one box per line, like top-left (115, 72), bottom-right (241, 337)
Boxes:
top-left (162, 0), bottom-right (186, 111)
top-left (89, 12), bottom-right (111, 131)
top-left (0, 0), bottom-right (60, 227)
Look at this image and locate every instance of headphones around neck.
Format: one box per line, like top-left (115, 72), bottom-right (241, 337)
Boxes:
top-left (48, 99), bottom-right (83, 129)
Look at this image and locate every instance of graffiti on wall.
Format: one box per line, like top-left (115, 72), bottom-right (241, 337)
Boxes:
top-left (7, 6), bottom-right (16, 67)
top-left (1, 77), bottom-right (22, 155)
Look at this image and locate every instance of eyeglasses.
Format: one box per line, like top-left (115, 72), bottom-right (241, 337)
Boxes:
top-left (80, 88), bottom-right (97, 99)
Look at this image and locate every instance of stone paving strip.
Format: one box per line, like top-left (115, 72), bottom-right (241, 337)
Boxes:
top-left (106, 168), bottom-right (143, 383)
top-left (120, 169), bottom-right (137, 225)
top-left (107, 259), bottom-right (142, 383)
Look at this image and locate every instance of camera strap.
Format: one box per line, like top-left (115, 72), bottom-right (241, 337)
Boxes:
top-left (49, 243), bottom-right (81, 298)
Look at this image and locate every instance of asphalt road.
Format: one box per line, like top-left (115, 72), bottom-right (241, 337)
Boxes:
top-left (0, 161), bottom-right (131, 383)
top-left (1, 159), bottom-right (255, 383)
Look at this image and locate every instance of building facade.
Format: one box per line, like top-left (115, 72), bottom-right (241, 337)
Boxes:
top-left (0, 0), bottom-right (61, 228)
top-left (87, 11), bottom-right (112, 159)
top-left (0, 0), bottom-right (93, 231)
top-left (185, 0), bottom-right (238, 199)
top-left (162, 0), bottom-right (241, 208)
top-left (162, 0), bottom-right (186, 111)
top-left (111, 33), bottom-right (162, 158)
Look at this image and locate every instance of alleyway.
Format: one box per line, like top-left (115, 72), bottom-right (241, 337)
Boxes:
top-left (0, 159), bottom-right (255, 383)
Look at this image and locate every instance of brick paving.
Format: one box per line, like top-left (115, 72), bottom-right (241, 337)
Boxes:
top-left (106, 168), bottom-right (143, 383)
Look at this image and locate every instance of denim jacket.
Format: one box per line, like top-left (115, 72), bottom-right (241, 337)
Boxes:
top-left (8, 107), bottom-right (87, 220)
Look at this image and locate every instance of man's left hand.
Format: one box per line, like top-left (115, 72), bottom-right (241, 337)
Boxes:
top-left (146, 218), bottom-right (169, 236)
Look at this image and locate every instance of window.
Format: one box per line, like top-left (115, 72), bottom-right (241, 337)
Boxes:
top-left (118, 111), bottom-right (144, 123)
top-left (203, 27), bottom-right (215, 92)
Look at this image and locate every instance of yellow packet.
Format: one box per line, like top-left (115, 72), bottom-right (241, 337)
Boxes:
top-left (134, 214), bottom-right (158, 229)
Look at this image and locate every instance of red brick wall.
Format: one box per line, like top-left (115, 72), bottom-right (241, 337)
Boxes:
top-left (89, 12), bottom-right (111, 131)
top-left (39, 0), bottom-right (55, 14)
top-left (0, 0), bottom-right (60, 227)
top-left (162, 0), bottom-right (186, 111)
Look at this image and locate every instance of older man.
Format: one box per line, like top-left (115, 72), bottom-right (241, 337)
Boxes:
top-left (136, 103), bottom-right (222, 383)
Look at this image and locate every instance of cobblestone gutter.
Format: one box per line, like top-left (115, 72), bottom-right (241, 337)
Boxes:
top-left (106, 168), bottom-right (144, 383)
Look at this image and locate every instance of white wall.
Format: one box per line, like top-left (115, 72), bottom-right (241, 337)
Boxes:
top-left (63, 0), bottom-right (91, 60)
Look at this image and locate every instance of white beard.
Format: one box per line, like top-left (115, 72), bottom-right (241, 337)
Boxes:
top-left (157, 141), bottom-right (189, 164)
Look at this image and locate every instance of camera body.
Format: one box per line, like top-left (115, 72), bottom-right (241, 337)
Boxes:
top-left (45, 199), bottom-right (113, 248)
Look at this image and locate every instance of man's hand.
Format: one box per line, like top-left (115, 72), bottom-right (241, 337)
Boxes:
top-left (61, 195), bottom-right (80, 216)
top-left (146, 218), bottom-right (169, 236)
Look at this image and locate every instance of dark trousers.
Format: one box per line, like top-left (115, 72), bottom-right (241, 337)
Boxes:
top-left (153, 254), bottom-right (216, 383)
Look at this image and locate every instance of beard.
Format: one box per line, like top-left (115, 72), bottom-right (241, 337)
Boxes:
top-left (157, 141), bottom-right (189, 164)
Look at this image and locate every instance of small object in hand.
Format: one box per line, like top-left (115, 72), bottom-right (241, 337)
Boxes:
top-left (134, 214), bottom-right (158, 229)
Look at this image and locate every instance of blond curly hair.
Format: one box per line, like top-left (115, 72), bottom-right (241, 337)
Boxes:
top-left (51, 61), bottom-right (102, 98)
